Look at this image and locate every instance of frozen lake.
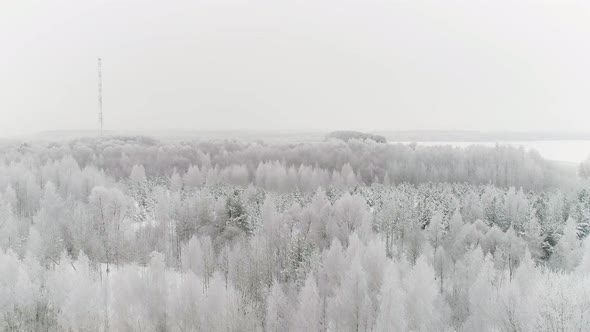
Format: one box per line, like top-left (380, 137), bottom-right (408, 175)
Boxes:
top-left (394, 140), bottom-right (590, 163)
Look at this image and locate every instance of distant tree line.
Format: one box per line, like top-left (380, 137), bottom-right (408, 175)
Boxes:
top-left (1, 136), bottom-right (574, 191)
top-left (326, 131), bottom-right (388, 143)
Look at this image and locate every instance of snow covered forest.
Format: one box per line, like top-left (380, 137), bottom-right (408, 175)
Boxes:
top-left (1, 136), bottom-right (590, 331)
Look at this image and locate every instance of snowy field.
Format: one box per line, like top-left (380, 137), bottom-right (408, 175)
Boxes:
top-left (393, 140), bottom-right (590, 163)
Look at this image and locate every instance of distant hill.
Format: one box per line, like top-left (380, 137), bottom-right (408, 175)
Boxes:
top-left (14, 129), bottom-right (590, 144)
top-left (23, 130), bottom-right (327, 143)
top-left (326, 131), bottom-right (387, 143)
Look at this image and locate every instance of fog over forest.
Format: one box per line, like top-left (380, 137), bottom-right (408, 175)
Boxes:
top-left (0, 136), bottom-right (589, 331)
top-left (4, 0), bottom-right (590, 330)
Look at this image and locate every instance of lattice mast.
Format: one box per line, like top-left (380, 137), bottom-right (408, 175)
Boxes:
top-left (97, 57), bottom-right (103, 135)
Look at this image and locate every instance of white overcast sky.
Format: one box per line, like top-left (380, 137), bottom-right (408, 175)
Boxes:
top-left (1, 0), bottom-right (590, 136)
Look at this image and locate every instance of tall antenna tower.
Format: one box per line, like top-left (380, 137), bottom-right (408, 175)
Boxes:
top-left (97, 57), bottom-right (103, 135)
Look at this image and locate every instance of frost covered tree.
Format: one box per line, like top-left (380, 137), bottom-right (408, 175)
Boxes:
top-left (265, 281), bottom-right (289, 332)
top-left (579, 156), bottom-right (590, 179)
top-left (292, 273), bottom-right (322, 331)
top-left (404, 256), bottom-right (447, 331)
top-left (328, 257), bottom-right (372, 332)
top-left (88, 186), bottom-right (131, 271)
top-left (129, 164), bottom-right (147, 184)
top-left (374, 262), bottom-right (406, 332)
top-left (550, 217), bottom-right (582, 271)
top-left (463, 255), bottom-right (499, 330)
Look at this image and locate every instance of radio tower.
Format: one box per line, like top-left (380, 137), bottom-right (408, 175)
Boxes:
top-left (97, 57), bottom-right (103, 135)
